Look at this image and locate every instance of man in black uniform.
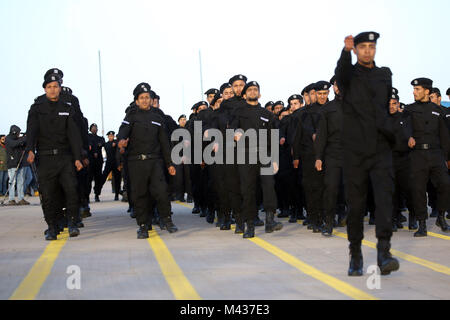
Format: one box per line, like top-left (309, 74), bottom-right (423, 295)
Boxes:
top-left (232, 81), bottom-right (281, 238)
top-left (205, 89), bottom-right (220, 105)
top-left (335, 32), bottom-right (399, 276)
top-left (26, 73), bottom-right (84, 240)
top-left (405, 78), bottom-right (450, 236)
top-left (174, 115), bottom-right (192, 202)
top-left (265, 101), bottom-right (274, 113)
top-left (314, 78), bottom-right (345, 236)
top-left (99, 131), bottom-right (121, 201)
top-left (117, 83), bottom-right (178, 238)
top-left (88, 124), bottom-right (105, 202)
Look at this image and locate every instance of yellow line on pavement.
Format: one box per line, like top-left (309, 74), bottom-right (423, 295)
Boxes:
top-left (9, 230), bottom-right (69, 300)
top-left (332, 230), bottom-right (450, 276)
top-left (147, 230), bottom-right (201, 300)
top-left (400, 227), bottom-right (450, 241)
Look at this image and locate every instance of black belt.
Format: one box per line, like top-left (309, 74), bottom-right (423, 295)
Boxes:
top-left (38, 149), bottom-right (70, 156)
top-left (131, 154), bottom-right (160, 161)
top-left (414, 144), bottom-right (438, 150)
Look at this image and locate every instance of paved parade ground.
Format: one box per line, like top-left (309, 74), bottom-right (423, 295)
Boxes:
top-left (1, 182), bottom-right (449, 301)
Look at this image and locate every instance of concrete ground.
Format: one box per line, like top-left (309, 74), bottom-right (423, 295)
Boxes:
top-left (0, 182), bottom-right (449, 300)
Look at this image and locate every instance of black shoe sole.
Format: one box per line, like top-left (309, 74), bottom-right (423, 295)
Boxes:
top-left (414, 232), bottom-right (427, 237)
top-left (69, 231), bottom-right (80, 237)
top-left (348, 270), bottom-right (363, 277)
top-left (379, 260), bottom-right (400, 276)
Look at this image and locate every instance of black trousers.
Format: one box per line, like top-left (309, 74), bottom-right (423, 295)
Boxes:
top-left (344, 150), bottom-right (394, 245)
top-left (100, 161), bottom-right (121, 196)
top-left (128, 158), bottom-right (171, 226)
top-left (77, 167), bottom-right (89, 209)
top-left (37, 155), bottom-right (79, 226)
top-left (174, 163), bottom-right (192, 197)
top-left (224, 162), bottom-right (243, 222)
top-left (88, 159), bottom-right (103, 196)
top-left (410, 149), bottom-right (450, 220)
top-left (259, 170), bottom-right (278, 214)
top-left (191, 164), bottom-right (208, 208)
top-left (323, 156), bottom-right (344, 222)
top-left (238, 164), bottom-right (260, 223)
top-left (301, 154), bottom-right (324, 225)
top-left (393, 152), bottom-right (412, 220)
top-left (210, 164), bottom-right (230, 217)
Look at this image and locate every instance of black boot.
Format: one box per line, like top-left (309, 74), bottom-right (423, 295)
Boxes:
top-left (321, 217), bottom-right (333, 237)
top-left (436, 211), bottom-right (450, 233)
top-left (265, 211), bottom-right (283, 233)
top-left (288, 208), bottom-right (297, 223)
top-left (392, 217), bottom-right (398, 232)
top-left (121, 191), bottom-right (128, 202)
top-left (278, 208), bottom-right (290, 218)
top-left (414, 220), bottom-right (427, 237)
top-left (377, 240), bottom-right (400, 276)
top-left (206, 208), bottom-right (215, 224)
top-left (199, 207), bottom-right (207, 218)
top-left (137, 224), bottom-right (149, 239)
top-left (348, 244), bottom-right (363, 277)
top-left (68, 221), bottom-right (80, 238)
top-left (220, 212), bottom-right (231, 230)
top-left (368, 212), bottom-right (375, 225)
top-left (186, 195), bottom-right (193, 203)
top-left (160, 216), bottom-right (178, 233)
top-left (114, 194), bottom-right (119, 201)
top-left (254, 214), bottom-right (265, 227)
top-left (338, 213), bottom-right (347, 227)
top-left (234, 217), bottom-right (245, 234)
top-left (297, 208), bottom-right (306, 220)
top-left (45, 224), bottom-right (58, 241)
top-left (192, 204), bottom-right (200, 214)
top-left (243, 222), bottom-right (255, 239)
top-left (130, 208), bottom-right (137, 219)
top-left (430, 208), bottom-right (438, 218)
top-left (409, 214), bottom-right (418, 230)
top-left (95, 195), bottom-right (100, 202)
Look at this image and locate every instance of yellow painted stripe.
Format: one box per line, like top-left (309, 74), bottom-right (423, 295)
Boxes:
top-left (9, 230), bottom-right (69, 300)
top-left (333, 230), bottom-right (450, 276)
top-left (247, 235), bottom-right (378, 300)
top-left (147, 230), bottom-right (201, 300)
top-left (401, 227), bottom-right (450, 241)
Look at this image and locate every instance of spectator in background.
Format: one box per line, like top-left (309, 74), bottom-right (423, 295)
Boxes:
top-left (5, 125), bottom-right (29, 205)
top-left (0, 135), bottom-right (8, 196)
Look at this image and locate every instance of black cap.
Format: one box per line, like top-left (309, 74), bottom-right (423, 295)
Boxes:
top-left (273, 101), bottom-right (285, 108)
top-left (61, 86), bottom-right (73, 95)
top-left (44, 68), bottom-right (64, 80)
top-left (430, 88), bottom-right (441, 96)
top-left (288, 94), bottom-right (303, 104)
top-left (411, 78), bottom-right (433, 89)
top-left (210, 93), bottom-right (222, 106)
top-left (446, 88), bottom-right (450, 96)
top-left (90, 123), bottom-right (98, 131)
top-left (390, 94), bottom-right (400, 101)
top-left (229, 74), bottom-right (247, 85)
top-left (242, 81), bottom-right (260, 96)
top-left (329, 75), bottom-right (336, 85)
top-left (354, 31), bottom-right (380, 46)
top-left (392, 87), bottom-right (398, 95)
top-left (106, 131), bottom-right (115, 136)
top-left (42, 74), bottom-right (62, 88)
top-left (133, 83), bottom-right (151, 100)
top-left (265, 101), bottom-right (274, 108)
top-left (220, 83), bottom-right (232, 94)
top-left (314, 81), bottom-right (332, 91)
top-left (178, 114), bottom-right (187, 121)
top-left (204, 88), bottom-right (219, 96)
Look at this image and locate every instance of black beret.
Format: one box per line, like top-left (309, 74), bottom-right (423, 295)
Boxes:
top-left (301, 86), bottom-right (309, 95)
top-left (242, 81), bottom-right (260, 95)
top-left (314, 81), bottom-right (332, 91)
top-left (354, 31), bottom-right (380, 46)
top-left (390, 94), bottom-right (400, 101)
top-left (90, 123), bottom-right (98, 130)
top-left (399, 103), bottom-right (405, 109)
top-left (446, 88), bottom-right (450, 96)
top-left (392, 87), bottom-right (398, 95)
top-left (194, 101), bottom-right (209, 110)
top-left (106, 131), bottom-right (115, 136)
top-left (133, 83), bottom-right (151, 99)
top-left (288, 94), bottom-right (303, 104)
top-left (329, 76), bottom-right (336, 85)
top-left (178, 114), bottom-right (187, 121)
top-left (273, 101), bottom-right (285, 107)
top-left (44, 68), bottom-right (64, 80)
top-left (307, 83), bottom-right (317, 93)
top-left (42, 74), bottom-right (62, 88)
top-left (61, 86), bottom-right (73, 95)
top-left (229, 74), bottom-right (247, 85)
top-left (154, 93), bottom-right (160, 100)
top-left (265, 101), bottom-right (274, 108)
top-left (210, 93), bottom-right (222, 106)
top-left (204, 88), bottom-right (219, 95)
top-left (411, 78), bottom-right (433, 88)
top-left (430, 88), bottom-right (441, 96)
top-left (220, 83), bottom-right (232, 94)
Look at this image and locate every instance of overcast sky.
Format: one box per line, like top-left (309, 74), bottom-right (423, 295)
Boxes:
top-left (0, 0), bottom-right (449, 135)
